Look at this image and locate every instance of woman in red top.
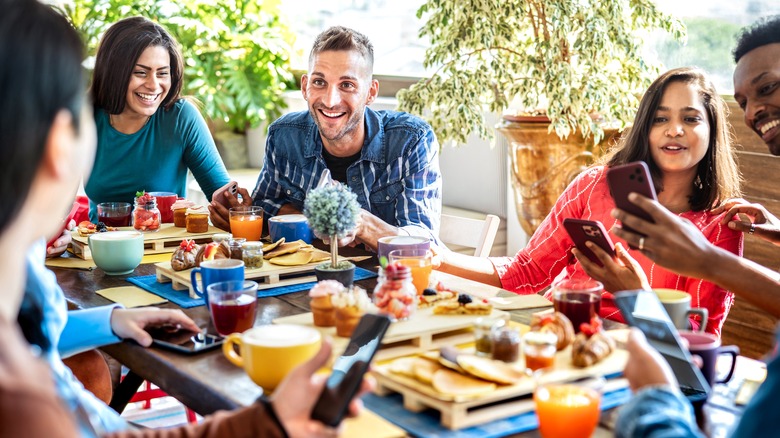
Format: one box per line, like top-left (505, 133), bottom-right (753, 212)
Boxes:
top-left (436, 67), bottom-right (742, 336)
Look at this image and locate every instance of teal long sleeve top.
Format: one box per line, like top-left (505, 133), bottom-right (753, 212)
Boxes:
top-left (85, 99), bottom-right (230, 221)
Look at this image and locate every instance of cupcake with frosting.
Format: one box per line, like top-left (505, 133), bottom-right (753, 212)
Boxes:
top-left (332, 286), bottom-right (375, 337)
top-left (185, 205), bottom-right (209, 233)
top-left (309, 280), bottom-right (344, 327)
top-left (171, 199), bottom-right (195, 228)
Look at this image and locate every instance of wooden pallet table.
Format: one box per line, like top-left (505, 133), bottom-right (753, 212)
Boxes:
top-left (70, 224), bottom-right (224, 260)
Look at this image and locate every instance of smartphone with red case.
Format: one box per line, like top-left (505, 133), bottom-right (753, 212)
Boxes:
top-left (563, 218), bottom-right (616, 267)
top-left (212, 181), bottom-right (238, 209)
top-left (606, 161), bottom-right (658, 243)
top-left (46, 201), bottom-right (80, 249)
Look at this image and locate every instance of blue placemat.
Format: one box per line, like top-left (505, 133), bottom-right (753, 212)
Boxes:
top-left (126, 267), bottom-right (378, 308)
top-left (362, 385), bottom-right (631, 438)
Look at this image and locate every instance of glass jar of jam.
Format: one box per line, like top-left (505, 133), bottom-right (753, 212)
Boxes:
top-left (491, 326), bottom-right (521, 363)
top-left (229, 238), bottom-right (246, 260)
top-left (133, 196), bottom-right (161, 232)
top-left (474, 317), bottom-right (506, 357)
top-left (373, 262), bottom-right (416, 321)
top-left (523, 331), bottom-right (558, 372)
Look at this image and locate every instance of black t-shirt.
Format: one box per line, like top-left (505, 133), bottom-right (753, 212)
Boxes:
top-left (322, 146), bottom-right (361, 183)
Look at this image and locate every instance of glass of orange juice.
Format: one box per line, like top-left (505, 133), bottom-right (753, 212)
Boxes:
top-left (534, 376), bottom-right (604, 438)
top-left (388, 249), bottom-right (432, 295)
top-left (229, 206), bottom-right (263, 241)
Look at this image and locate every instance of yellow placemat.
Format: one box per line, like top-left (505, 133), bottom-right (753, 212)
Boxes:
top-left (343, 408), bottom-right (406, 438)
top-left (45, 252), bottom-right (171, 270)
top-left (96, 286), bottom-right (168, 307)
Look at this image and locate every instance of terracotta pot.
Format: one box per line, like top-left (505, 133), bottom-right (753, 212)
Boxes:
top-left (496, 117), bottom-right (619, 235)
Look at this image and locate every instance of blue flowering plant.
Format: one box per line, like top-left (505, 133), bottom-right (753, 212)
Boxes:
top-left (303, 184), bottom-right (361, 269)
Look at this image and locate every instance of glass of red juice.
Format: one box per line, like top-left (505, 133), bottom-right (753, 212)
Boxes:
top-left (552, 279), bottom-right (603, 333)
top-left (97, 202), bottom-right (132, 227)
top-left (207, 280), bottom-right (258, 336)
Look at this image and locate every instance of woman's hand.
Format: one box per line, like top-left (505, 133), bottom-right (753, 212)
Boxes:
top-left (271, 338), bottom-right (375, 437)
top-left (46, 219), bottom-right (75, 258)
top-left (713, 198), bottom-right (780, 246)
top-left (623, 328), bottom-right (678, 392)
top-left (573, 242), bottom-right (650, 292)
top-left (208, 186), bottom-right (253, 231)
top-left (109, 308), bottom-right (201, 347)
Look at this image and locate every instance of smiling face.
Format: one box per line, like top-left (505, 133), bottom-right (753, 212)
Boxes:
top-left (301, 50), bottom-right (378, 156)
top-left (734, 43), bottom-right (780, 156)
top-left (648, 81), bottom-right (710, 179)
top-left (121, 45), bottom-right (171, 119)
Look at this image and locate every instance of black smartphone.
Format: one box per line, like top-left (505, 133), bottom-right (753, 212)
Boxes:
top-left (563, 218), bottom-right (616, 267)
top-left (212, 180), bottom-right (238, 209)
top-left (606, 162), bottom-right (658, 243)
top-left (310, 314), bottom-right (392, 427)
top-left (145, 326), bottom-right (225, 355)
top-left (614, 290), bottom-right (710, 403)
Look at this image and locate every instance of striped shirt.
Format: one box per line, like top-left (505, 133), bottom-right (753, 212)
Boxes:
top-left (252, 108), bottom-right (442, 241)
top-left (491, 166), bottom-right (743, 337)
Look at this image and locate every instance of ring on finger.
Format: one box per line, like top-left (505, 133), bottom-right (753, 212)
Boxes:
top-left (749, 223), bottom-right (755, 235)
top-left (638, 237), bottom-right (646, 251)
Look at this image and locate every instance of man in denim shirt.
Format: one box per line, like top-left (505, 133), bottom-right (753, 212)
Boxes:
top-left (210, 26), bottom-right (441, 250)
top-left (610, 15), bottom-right (780, 437)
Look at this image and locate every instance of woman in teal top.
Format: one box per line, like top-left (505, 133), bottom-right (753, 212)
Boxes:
top-left (85, 16), bottom-right (229, 221)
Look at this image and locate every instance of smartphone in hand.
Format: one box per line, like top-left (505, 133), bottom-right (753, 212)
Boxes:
top-left (212, 181), bottom-right (238, 209)
top-left (563, 218), bottom-right (615, 267)
top-left (606, 162), bottom-right (658, 244)
top-left (310, 314), bottom-right (392, 427)
top-left (145, 325), bottom-right (224, 355)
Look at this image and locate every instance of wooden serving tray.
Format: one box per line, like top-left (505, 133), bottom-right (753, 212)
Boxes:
top-left (372, 340), bottom-right (628, 430)
top-left (155, 255), bottom-right (355, 299)
top-left (70, 224), bottom-right (223, 260)
top-left (274, 307), bottom-right (511, 362)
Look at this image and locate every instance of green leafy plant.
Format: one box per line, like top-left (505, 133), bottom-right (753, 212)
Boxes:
top-left (60, 0), bottom-right (295, 131)
top-left (397, 0), bottom-right (687, 145)
top-left (303, 185), bottom-right (361, 269)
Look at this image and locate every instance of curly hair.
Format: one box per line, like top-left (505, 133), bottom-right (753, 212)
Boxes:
top-left (733, 15), bottom-right (780, 63)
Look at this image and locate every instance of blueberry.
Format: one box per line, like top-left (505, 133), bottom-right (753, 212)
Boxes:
top-left (423, 288), bottom-right (437, 296)
top-left (457, 293), bottom-right (473, 304)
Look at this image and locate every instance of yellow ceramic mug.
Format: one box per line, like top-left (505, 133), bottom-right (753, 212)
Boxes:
top-left (223, 324), bottom-right (321, 390)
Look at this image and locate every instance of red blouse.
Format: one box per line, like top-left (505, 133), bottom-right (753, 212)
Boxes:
top-left (491, 166), bottom-right (743, 336)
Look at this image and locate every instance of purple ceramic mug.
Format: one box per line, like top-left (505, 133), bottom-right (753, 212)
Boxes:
top-left (679, 331), bottom-right (739, 386)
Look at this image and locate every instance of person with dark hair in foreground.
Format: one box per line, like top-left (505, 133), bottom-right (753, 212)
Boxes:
top-left (1, 1), bottom-right (370, 436)
top-left (610, 15), bottom-right (780, 437)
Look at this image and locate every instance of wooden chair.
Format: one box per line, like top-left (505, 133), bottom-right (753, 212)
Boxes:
top-left (439, 213), bottom-right (500, 257)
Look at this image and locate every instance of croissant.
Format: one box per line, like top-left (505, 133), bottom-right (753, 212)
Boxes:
top-left (194, 241), bottom-right (231, 266)
top-left (530, 312), bottom-right (575, 350)
top-left (571, 318), bottom-right (615, 368)
top-left (171, 240), bottom-right (201, 271)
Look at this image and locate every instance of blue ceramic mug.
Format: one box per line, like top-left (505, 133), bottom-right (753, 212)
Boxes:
top-left (190, 259), bottom-right (245, 307)
top-left (268, 214), bottom-right (313, 244)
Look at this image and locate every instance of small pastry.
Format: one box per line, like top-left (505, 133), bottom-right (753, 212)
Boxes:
top-left (418, 285), bottom-right (457, 308)
top-left (171, 239), bottom-right (200, 271)
top-left (309, 280), bottom-right (344, 327)
top-left (185, 205), bottom-right (209, 233)
top-left (571, 316), bottom-right (615, 368)
top-left (530, 312), bottom-right (575, 351)
top-left (171, 199), bottom-right (195, 228)
top-left (332, 286), bottom-right (374, 338)
top-left (194, 241), bottom-right (231, 266)
top-left (433, 293), bottom-right (492, 315)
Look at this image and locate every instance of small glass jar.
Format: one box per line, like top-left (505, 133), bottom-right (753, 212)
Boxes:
top-left (491, 326), bottom-right (521, 363)
top-left (523, 331), bottom-right (558, 372)
top-left (242, 241), bottom-right (264, 269)
top-left (229, 238), bottom-right (246, 260)
top-left (474, 317), bottom-right (506, 357)
top-left (212, 233), bottom-right (233, 243)
top-left (373, 263), bottom-right (417, 321)
top-left (133, 197), bottom-right (161, 232)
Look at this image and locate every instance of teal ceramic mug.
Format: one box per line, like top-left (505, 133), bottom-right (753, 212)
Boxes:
top-left (190, 259), bottom-right (245, 307)
top-left (88, 231), bottom-right (144, 275)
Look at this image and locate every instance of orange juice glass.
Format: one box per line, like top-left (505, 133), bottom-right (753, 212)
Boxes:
top-left (229, 206), bottom-right (263, 241)
top-left (388, 249), bottom-right (432, 295)
top-left (534, 383), bottom-right (601, 438)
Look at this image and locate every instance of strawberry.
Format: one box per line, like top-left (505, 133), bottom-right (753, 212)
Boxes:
top-left (579, 316), bottom-right (603, 337)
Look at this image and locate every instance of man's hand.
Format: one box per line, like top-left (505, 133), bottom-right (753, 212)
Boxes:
top-left (110, 308), bottom-right (201, 347)
top-left (573, 242), bottom-right (650, 292)
top-left (208, 186), bottom-right (253, 231)
top-left (271, 338), bottom-right (374, 437)
top-left (712, 198), bottom-right (780, 246)
top-left (610, 193), bottom-right (718, 279)
top-left (46, 219), bottom-right (75, 258)
top-left (624, 328), bottom-right (678, 392)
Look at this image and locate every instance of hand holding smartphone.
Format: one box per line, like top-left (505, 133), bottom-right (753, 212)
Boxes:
top-left (606, 162), bottom-right (658, 246)
top-left (310, 314), bottom-right (392, 427)
top-left (144, 325), bottom-right (224, 354)
top-left (563, 218), bottom-right (616, 267)
top-left (212, 181), bottom-right (239, 209)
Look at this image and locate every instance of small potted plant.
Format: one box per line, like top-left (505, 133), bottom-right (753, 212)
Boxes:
top-left (303, 184), bottom-right (361, 286)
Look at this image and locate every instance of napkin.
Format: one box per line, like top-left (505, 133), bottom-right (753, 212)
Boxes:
top-left (487, 294), bottom-right (552, 310)
top-left (96, 286), bottom-right (168, 308)
top-left (45, 252), bottom-right (171, 270)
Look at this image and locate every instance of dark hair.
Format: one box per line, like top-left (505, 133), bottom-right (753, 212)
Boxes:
top-left (602, 67), bottom-right (741, 211)
top-left (0, 0), bottom-right (84, 232)
top-left (309, 26), bottom-right (374, 72)
top-left (733, 15), bottom-right (780, 63)
top-left (90, 16), bottom-right (183, 113)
